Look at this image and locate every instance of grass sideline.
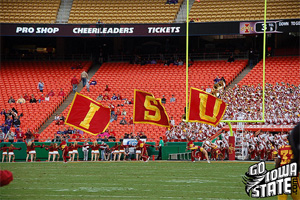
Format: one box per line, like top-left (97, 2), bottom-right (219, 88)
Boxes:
top-left (0, 161), bottom-right (281, 200)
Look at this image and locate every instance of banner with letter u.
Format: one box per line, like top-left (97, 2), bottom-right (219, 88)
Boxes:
top-left (133, 90), bottom-right (170, 128)
top-left (188, 87), bottom-right (227, 126)
top-left (65, 93), bottom-right (110, 135)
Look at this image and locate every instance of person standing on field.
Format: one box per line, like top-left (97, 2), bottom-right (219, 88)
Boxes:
top-left (81, 71), bottom-right (89, 87)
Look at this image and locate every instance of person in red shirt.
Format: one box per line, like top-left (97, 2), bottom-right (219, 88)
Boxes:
top-left (15, 128), bottom-right (24, 142)
top-left (72, 141), bottom-right (82, 161)
top-left (90, 141), bottom-right (101, 161)
top-left (48, 90), bottom-right (55, 97)
top-left (103, 92), bottom-right (110, 101)
top-left (58, 88), bottom-right (65, 97)
top-left (187, 138), bottom-right (210, 163)
top-left (104, 85), bottom-right (111, 92)
top-left (39, 94), bottom-right (45, 102)
top-left (59, 139), bottom-right (70, 163)
top-left (24, 93), bottom-right (30, 102)
top-left (68, 143), bottom-right (74, 161)
top-left (8, 144), bottom-right (21, 162)
top-left (33, 132), bottom-right (39, 142)
top-left (135, 138), bottom-right (143, 161)
top-left (45, 143), bottom-right (55, 162)
top-left (0, 145), bottom-right (9, 162)
top-left (26, 142), bottom-right (44, 162)
top-left (109, 129), bottom-right (116, 137)
top-left (117, 94), bottom-right (122, 100)
top-left (141, 141), bottom-right (154, 162)
top-left (275, 143), bottom-right (300, 200)
top-left (71, 76), bottom-right (79, 93)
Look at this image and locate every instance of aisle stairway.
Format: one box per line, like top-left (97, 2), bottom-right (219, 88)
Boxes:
top-left (38, 63), bottom-right (101, 134)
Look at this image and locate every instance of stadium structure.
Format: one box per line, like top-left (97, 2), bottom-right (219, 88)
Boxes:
top-left (0, 0), bottom-right (299, 162)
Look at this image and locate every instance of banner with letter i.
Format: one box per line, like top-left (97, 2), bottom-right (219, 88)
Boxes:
top-left (133, 89), bottom-right (170, 128)
top-left (65, 93), bottom-right (110, 135)
top-left (188, 87), bottom-right (227, 126)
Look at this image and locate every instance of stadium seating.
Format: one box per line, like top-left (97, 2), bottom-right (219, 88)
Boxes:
top-left (239, 56), bottom-right (300, 86)
top-left (189, 0), bottom-right (300, 22)
top-left (0, 0), bottom-right (60, 24)
top-left (41, 60), bottom-right (247, 143)
top-left (0, 61), bottom-right (92, 134)
top-left (68, 0), bottom-right (183, 24)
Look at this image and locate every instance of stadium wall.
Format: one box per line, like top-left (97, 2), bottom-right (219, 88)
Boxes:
top-left (1, 19), bottom-right (299, 37)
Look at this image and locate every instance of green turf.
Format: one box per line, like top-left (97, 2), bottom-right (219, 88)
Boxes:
top-left (0, 161), bottom-right (292, 200)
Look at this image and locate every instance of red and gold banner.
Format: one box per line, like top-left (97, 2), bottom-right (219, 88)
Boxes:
top-left (188, 87), bottom-right (227, 126)
top-left (65, 93), bottom-right (110, 135)
top-left (133, 90), bottom-right (170, 128)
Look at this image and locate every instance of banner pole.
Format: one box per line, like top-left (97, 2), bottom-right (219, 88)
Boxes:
top-left (185, 0), bottom-right (189, 121)
top-left (262, 0), bottom-right (267, 121)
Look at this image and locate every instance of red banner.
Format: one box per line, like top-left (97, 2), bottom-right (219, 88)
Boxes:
top-left (133, 90), bottom-right (170, 128)
top-left (65, 93), bottom-right (110, 135)
top-left (188, 87), bottom-right (227, 126)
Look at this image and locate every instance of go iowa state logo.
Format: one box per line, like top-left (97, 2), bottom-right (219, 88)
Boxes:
top-left (243, 162), bottom-right (298, 198)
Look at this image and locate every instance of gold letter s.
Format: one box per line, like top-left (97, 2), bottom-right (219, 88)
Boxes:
top-left (144, 96), bottom-right (161, 121)
top-left (80, 103), bottom-right (100, 129)
top-left (199, 93), bottom-right (222, 122)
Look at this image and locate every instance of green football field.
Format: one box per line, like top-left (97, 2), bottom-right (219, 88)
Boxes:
top-left (0, 161), bottom-right (289, 200)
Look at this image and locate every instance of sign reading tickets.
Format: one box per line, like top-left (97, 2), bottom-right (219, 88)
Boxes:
top-left (65, 93), bottom-right (110, 135)
top-left (188, 87), bottom-right (227, 126)
top-left (133, 90), bottom-right (170, 128)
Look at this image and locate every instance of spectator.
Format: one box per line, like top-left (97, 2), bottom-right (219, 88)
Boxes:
top-left (13, 116), bottom-right (20, 128)
top-left (121, 109), bottom-right (126, 116)
top-left (206, 87), bottom-right (212, 93)
top-left (109, 129), bottom-right (116, 137)
top-left (117, 94), bottom-right (123, 100)
top-left (214, 76), bottom-right (221, 84)
top-left (8, 97), bottom-right (15, 104)
top-left (170, 95), bottom-right (176, 103)
top-left (25, 129), bottom-right (32, 143)
top-left (227, 55), bottom-right (235, 63)
top-left (45, 137), bottom-right (52, 142)
top-left (38, 81), bottom-right (44, 93)
top-left (110, 113), bottom-right (117, 123)
top-left (104, 85), bottom-right (111, 92)
top-left (81, 71), bottom-right (89, 87)
top-left (58, 88), bottom-right (65, 97)
top-left (128, 117), bottom-right (133, 125)
top-left (221, 77), bottom-right (226, 85)
top-left (15, 128), bottom-right (24, 142)
top-left (90, 78), bottom-right (97, 86)
top-left (5, 130), bottom-right (15, 143)
top-left (30, 95), bottom-right (37, 103)
top-left (161, 95), bottom-right (166, 104)
top-left (34, 132), bottom-right (39, 142)
top-left (48, 90), bottom-right (55, 97)
top-left (103, 92), bottom-right (110, 101)
top-left (96, 94), bottom-right (103, 101)
top-left (120, 117), bottom-right (128, 125)
top-left (39, 94), bottom-right (45, 103)
top-left (116, 108), bottom-right (121, 116)
top-left (71, 76), bottom-right (79, 93)
top-left (24, 93), bottom-right (30, 101)
top-left (45, 94), bottom-right (50, 102)
top-left (170, 116), bottom-right (175, 126)
top-left (140, 132), bottom-right (147, 139)
top-left (86, 79), bottom-right (90, 92)
top-left (54, 114), bottom-right (60, 122)
top-left (0, 129), bottom-right (5, 142)
top-left (178, 59), bottom-right (183, 66)
top-left (17, 96), bottom-right (26, 104)
top-left (111, 94), bottom-right (117, 100)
